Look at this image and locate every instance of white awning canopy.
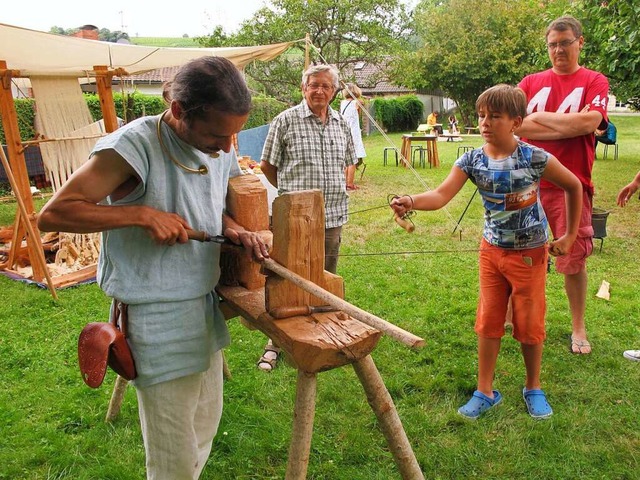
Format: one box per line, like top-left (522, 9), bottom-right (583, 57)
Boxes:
top-left (0, 23), bottom-right (298, 77)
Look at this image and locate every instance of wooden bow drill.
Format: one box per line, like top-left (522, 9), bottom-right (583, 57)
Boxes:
top-left (187, 229), bottom-right (425, 349)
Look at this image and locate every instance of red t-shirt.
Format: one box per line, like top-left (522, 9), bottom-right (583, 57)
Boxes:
top-left (519, 67), bottom-right (609, 195)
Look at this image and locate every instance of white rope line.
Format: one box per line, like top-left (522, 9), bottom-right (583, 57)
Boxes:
top-left (306, 43), bottom-right (463, 233)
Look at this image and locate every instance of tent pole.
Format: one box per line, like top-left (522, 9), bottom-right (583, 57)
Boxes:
top-left (93, 65), bottom-right (122, 133)
top-left (304, 33), bottom-right (310, 70)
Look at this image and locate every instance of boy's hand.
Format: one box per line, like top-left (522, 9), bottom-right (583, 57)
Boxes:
top-left (390, 195), bottom-right (413, 217)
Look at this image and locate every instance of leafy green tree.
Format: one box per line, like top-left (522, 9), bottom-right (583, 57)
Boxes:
top-left (197, 0), bottom-right (411, 104)
top-left (574, 0), bottom-right (640, 104)
top-left (391, 0), bottom-right (547, 125)
top-left (98, 29), bottom-right (130, 43)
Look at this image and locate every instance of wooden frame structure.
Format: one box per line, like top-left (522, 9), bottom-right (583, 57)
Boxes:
top-left (0, 61), bottom-right (121, 293)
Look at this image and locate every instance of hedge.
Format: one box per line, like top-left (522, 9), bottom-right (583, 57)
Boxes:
top-left (373, 95), bottom-right (424, 132)
top-left (0, 93), bottom-right (290, 144)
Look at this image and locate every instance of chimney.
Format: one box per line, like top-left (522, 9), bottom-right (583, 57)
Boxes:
top-left (73, 25), bottom-right (99, 40)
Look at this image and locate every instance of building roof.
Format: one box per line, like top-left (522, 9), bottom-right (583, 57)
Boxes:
top-left (350, 59), bottom-right (414, 96)
top-left (121, 58), bottom-right (414, 96)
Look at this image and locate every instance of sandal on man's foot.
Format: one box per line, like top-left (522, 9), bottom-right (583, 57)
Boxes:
top-left (570, 335), bottom-right (591, 355)
top-left (522, 388), bottom-right (553, 419)
top-left (458, 390), bottom-right (502, 420)
top-left (257, 344), bottom-right (280, 372)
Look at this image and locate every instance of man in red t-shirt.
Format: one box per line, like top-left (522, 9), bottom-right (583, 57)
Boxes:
top-left (518, 15), bottom-right (609, 355)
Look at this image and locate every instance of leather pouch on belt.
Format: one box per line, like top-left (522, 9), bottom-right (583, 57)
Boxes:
top-left (78, 301), bottom-right (137, 388)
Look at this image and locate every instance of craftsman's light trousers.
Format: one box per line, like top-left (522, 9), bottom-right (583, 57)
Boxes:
top-left (136, 350), bottom-right (224, 480)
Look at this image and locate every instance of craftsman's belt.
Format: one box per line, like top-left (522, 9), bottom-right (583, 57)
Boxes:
top-left (77, 300), bottom-right (137, 388)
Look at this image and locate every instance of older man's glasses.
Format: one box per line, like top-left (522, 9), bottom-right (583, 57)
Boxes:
top-left (546, 38), bottom-right (578, 50)
top-left (306, 83), bottom-right (334, 92)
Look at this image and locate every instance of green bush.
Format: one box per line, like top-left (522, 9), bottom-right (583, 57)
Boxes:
top-left (245, 96), bottom-right (289, 129)
top-left (84, 92), bottom-right (166, 123)
top-left (373, 95), bottom-right (424, 132)
top-left (0, 98), bottom-right (36, 143)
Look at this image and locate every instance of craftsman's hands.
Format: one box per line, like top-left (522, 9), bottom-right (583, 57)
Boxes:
top-left (223, 227), bottom-right (271, 261)
top-left (548, 234), bottom-right (576, 257)
top-left (142, 207), bottom-right (192, 245)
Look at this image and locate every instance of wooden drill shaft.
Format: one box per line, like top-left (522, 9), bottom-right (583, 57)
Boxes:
top-left (261, 258), bottom-right (425, 349)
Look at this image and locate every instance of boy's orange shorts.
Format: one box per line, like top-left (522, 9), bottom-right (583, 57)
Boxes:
top-left (476, 238), bottom-right (548, 345)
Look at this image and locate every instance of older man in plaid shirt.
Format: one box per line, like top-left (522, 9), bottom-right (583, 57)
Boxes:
top-left (257, 64), bottom-right (356, 372)
top-left (260, 64), bottom-right (357, 275)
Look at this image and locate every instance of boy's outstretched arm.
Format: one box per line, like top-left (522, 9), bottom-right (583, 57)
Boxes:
top-left (390, 166), bottom-right (468, 217)
top-left (541, 156), bottom-right (582, 256)
top-left (617, 171), bottom-right (640, 207)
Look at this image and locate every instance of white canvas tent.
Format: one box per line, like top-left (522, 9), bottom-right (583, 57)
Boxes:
top-left (0, 22), bottom-right (299, 293)
top-left (0, 23), bottom-right (296, 76)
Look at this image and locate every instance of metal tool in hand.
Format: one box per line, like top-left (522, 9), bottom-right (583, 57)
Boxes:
top-left (186, 229), bottom-right (231, 244)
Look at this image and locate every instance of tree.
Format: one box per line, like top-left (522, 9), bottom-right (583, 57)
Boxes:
top-left (574, 0), bottom-right (640, 104)
top-left (390, 0), bottom-right (547, 125)
top-left (197, 0), bottom-right (412, 104)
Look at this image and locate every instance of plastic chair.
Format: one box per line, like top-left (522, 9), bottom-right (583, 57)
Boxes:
top-left (383, 147), bottom-right (398, 166)
top-left (602, 143), bottom-right (619, 161)
top-left (595, 122), bottom-right (618, 160)
top-left (412, 146), bottom-right (430, 168)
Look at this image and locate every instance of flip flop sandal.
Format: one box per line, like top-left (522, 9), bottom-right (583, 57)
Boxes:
top-left (458, 390), bottom-right (503, 420)
top-left (522, 388), bottom-right (553, 419)
top-left (257, 344), bottom-right (280, 372)
top-left (570, 335), bottom-right (591, 354)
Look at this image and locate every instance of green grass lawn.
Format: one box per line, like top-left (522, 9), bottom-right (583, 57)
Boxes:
top-left (1, 115), bottom-right (639, 479)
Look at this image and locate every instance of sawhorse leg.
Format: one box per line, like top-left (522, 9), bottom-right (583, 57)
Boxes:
top-left (353, 355), bottom-right (424, 480)
top-left (286, 370), bottom-right (317, 480)
top-left (105, 375), bottom-right (128, 422)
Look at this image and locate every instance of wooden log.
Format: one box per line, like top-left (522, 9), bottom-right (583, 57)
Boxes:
top-left (266, 190), bottom-right (343, 310)
top-left (352, 355), bottom-right (424, 480)
top-left (220, 175), bottom-right (270, 290)
top-left (285, 370), bottom-right (317, 480)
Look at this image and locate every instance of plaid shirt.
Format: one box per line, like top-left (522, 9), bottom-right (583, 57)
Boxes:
top-left (261, 101), bottom-right (356, 228)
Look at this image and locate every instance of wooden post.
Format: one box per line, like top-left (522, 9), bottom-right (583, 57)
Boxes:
top-left (93, 66), bottom-right (121, 133)
top-left (0, 61), bottom-right (48, 283)
top-left (304, 33), bottom-right (310, 70)
top-left (0, 146), bottom-right (58, 298)
top-left (266, 190), bottom-right (344, 311)
top-left (353, 355), bottom-right (425, 480)
top-left (285, 370), bottom-right (317, 480)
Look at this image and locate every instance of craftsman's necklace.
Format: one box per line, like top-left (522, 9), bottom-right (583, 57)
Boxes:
top-left (157, 110), bottom-right (214, 175)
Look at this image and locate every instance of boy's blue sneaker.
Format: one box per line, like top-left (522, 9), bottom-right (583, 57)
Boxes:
top-left (522, 388), bottom-right (553, 419)
top-left (458, 390), bottom-right (503, 420)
